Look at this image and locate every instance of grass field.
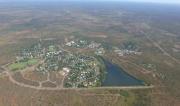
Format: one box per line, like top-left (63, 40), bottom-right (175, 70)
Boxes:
top-left (8, 58), bottom-right (38, 71)
top-left (27, 59), bottom-right (38, 66)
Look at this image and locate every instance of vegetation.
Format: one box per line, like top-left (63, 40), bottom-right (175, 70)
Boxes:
top-left (8, 58), bottom-right (38, 71)
top-left (27, 59), bottom-right (38, 65)
top-left (0, 2), bottom-right (180, 106)
top-left (119, 90), bottom-right (130, 97)
top-left (9, 62), bottom-right (27, 71)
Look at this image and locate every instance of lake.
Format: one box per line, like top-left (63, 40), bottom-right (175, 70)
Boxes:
top-left (102, 59), bottom-right (144, 86)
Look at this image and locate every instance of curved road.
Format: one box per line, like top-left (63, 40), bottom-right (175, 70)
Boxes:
top-left (2, 70), bottom-right (154, 91)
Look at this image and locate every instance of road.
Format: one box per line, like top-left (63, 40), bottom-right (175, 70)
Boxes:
top-left (0, 66), bottom-right (154, 91)
top-left (145, 34), bottom-right (180, 64)
top-left (0, 44), bottom-right (155, 91)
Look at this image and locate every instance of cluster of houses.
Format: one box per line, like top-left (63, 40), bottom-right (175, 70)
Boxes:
top-left (14, 37), bottom-right (144, 88)
top-left (113, 47), bottom-right (142, 56)
top-left (65, 39), bottom-right (101, 49)
top-left (19, 41), bottom-right (102, 88)
top-left (65, 38), bottom-right (143, 58)
top-left (63, 54), bottom-right (101, 87)
top-left (14, 43), bottom-right (44, 64)
top-left (66, 64), bottom-right (100, 87)
top-left (66, 39), bottom-right (107, 57)
top-left (95, 48), bottom-right (105, 55)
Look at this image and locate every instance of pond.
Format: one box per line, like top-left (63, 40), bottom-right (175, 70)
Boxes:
top-left (102, 59), bottom-right (144, 86)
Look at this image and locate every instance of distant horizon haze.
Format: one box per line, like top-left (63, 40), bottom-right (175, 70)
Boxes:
top-left (0, 0), bottom-right (180, 4)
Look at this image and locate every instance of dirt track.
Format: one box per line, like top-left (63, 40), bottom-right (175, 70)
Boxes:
top-left (2, 70), bottom-right (154, 91)
top-left (145, 34), bottom-right (180, 64)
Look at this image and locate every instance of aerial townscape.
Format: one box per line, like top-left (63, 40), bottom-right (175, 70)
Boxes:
top-left (5, 36), bottom-right (144, 88)
top-left (7, 38), bottom-right (105, 88)
top-left (0, 1), bottom-right (180, 106)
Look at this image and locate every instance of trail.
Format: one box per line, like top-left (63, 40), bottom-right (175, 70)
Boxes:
top-left (5, 70), bottom-right (154, 90)
top-left (0, 64), bottom-right (154, 91)
top-left (6, 71), bottom-right (154, 90)
top-left (60, 73), bottom-right (66, 88)
top-left (145, 35), bottom-right (180, 64)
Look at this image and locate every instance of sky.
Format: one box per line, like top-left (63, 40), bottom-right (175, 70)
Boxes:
top-left (0, 0), bottom-right (180, 4)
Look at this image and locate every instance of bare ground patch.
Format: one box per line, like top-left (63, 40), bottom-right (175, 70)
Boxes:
top-left (42, 81), bottom-right (57, 88)
top-left (22, 70), bottom-right (47, 82)
top-left (12, 72), bottom-right (39, 87)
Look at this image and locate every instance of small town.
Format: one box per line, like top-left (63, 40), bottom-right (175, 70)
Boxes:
top-left (7, 37), bottom-right (143, 88)
top-left (8, 39), bottom-right (104, 88)
top-left (65, 39), bottom-right (101, 49)
top-left (0, 2), bottom-right (179, 105)
top-left (65, 38), bottom-right (142, 56)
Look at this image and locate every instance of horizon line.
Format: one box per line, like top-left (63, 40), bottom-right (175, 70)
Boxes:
top-left (0, 0), bottom-right (180, 5)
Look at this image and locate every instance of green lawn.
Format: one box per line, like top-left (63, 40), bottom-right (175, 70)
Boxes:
top-left (8, 62), bottom-right (28, 71)
top-left (8, 58), bottom-right (38, 71)
top-left (27, 59), bottom-right (38, 65)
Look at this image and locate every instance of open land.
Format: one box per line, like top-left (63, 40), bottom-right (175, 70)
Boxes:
top-left (0, 2), bottom-right (180, 106)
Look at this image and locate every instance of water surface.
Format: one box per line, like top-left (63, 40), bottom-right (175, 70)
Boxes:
top-left (102, 59), bottom-right (144, 86)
